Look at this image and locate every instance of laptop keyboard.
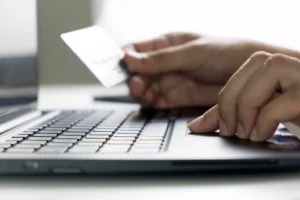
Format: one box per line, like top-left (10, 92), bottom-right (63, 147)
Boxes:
top-left (0, 109), bottom-right (174, 154)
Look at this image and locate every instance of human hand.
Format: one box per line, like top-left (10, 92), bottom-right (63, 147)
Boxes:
top-left (123, 32), bottom-right (262, 108)
top-left (188, 52), bottom-right (300, 142)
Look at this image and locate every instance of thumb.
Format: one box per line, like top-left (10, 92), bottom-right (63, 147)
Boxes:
top-left (123, 42), bottom-right (211, 75)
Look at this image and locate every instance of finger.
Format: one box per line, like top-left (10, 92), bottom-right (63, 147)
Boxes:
top-left (188, 105), bottom-right (219, 133)
top-left (143, 88), bottom-right (156, 105)
top-left (252, 87), bottom-right (300, 142)
top-left (133, 36), bottom-right (170, 52)
top-left (128, 76), bottom-right (149, 101)
top-left (123, 32), bottom-right (200, 53)
top-left (218, 51), bottom-right (272, 137)
top-left (237, 54), bottom-right (300, 141)
top-left (150, 74), bottom-right (223, 108)
top-left (123, 41), bottom-right (212, 75)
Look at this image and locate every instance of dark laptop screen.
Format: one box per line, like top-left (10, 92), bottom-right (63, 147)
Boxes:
top-left (0, 0), bottom-right (38, 105)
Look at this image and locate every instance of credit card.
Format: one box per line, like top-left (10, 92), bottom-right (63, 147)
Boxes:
top-left (283, 122), bottom-right (300, 140)
top-left (61, 26), bottom-right (129, 87)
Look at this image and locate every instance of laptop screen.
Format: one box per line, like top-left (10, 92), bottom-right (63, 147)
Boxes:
top-left (0, 0), bottom-right (38, 106)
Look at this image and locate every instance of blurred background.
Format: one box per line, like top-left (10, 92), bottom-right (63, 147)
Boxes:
top-left (3, 0), bottom-right (300, 85)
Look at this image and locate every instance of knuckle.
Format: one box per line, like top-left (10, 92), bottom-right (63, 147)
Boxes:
top-left (265, 54), bottom-right (287, 67)
top-left (263, 54), bottom-right (286, 76)
top-left (249, 51), bottom-right (271, 63)
top-left (236, 95), bottom-right (248, 118)
top-left (217, 89), bottom-right (227, 106)
top-left (217, 89), bottom-right (230, 117)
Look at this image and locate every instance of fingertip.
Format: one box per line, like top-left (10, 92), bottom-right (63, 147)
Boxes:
top-left (250, 125), bottom-right (277, 142)
top-left (124, 50), bottom-right (144, 72)
top-left (190, 105), bottom-right (220, 134)
top-left (154, 98), bottom-right (168, 109)
top-left (129, 76), bottom-right (146, 98)
top-left (188, 116), bottom-right (204, 132)
top-left (144, 89), bottom-right (156, 105)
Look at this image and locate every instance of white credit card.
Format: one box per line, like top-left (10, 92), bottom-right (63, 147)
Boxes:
top-left (61, 26), bottom-right (129, 87)
top-left (283, 122), bottom-right (300, 140)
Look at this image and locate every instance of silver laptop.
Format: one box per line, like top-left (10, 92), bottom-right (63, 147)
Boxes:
top-left (0, 1), bottom-right (299, 175)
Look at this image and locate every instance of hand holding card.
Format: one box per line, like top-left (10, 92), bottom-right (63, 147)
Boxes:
top-left (61, 26), bottom-right (129, 87)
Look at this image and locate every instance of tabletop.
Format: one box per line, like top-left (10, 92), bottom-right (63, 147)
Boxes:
top-left (1, 84), bottom-right (299, 200)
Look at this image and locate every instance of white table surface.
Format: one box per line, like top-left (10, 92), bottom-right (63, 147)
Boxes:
top-left (1, 84), bottom-right (300, 200)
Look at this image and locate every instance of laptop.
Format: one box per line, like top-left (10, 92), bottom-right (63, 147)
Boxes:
top-left (0, 1), bottom-right (300, 175)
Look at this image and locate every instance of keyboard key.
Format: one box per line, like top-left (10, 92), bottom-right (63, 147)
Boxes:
top-left (14, 144), bottom-right (42, 149)
top-left (99, 123), bottom-right (120, 126)
top-left (52, 139), bottom-right (78, 143)
top-left (96, 125), bottom-right (118, 129)
top-left (118, 127), bottom-right (142, 131)
top-left (19, 131), bottom-right (35, 136)
top-left (21, 141), bottom-right (47, 145)
top-left (0, 144), bottom-right (12, 148)
top-left (121, 125), bottom-right (144, 128)
top-left (89, 132), bottom-right (112, 136)
top-left (37, 146), bottom-right (68, 154)
top-left (31, 125), bottom-right (47, 129)
top-left (28, 137), bottom-right (52, 141)
top-left (12, 135), bottom-right (28, 139)
top-left (6, 138), bottom-right (23, 142)
top-left (67, 129), bottom-right (90, 133)
top-left (4, 140), bottom-right (19, 145)
top-left (46, 143), bottom-right (73, 147)
top-left (49, 125), bottom-right (71, 128)
top-left (117, 130), bottom-right (140, 134)
top-left (81, 138), bottom-right (106, 143)
top-left (80, 120), bottom-right (99, 123)
top-left (76, 142), bottom-right (103, 146)
top-left (99, 144), bottom-right (130, 153)
top-left (140, 120), bottom-right (168, 137)
top-left (62, 132), bottom-right (86, 136)
top-left (107, 140), bottom-right (133, 145)
top-left (6, 148), bottom-right (34, 154)
top-left (24, 129), bottom-right (39, 132)
top-left (55, 122), bottom-right (72, 125)
top-left (32, 134), bottom-right (57, 138)
top-left (39, 130), bottom-right (62, 134)
top-left (72, 125), bottom-right (95, 129)
top-left (18, 132), bottom-right (35, 136)
top-left (85, 135), bottom-right (109, 139)
top-left (57, 135), bottom-right (82, 140)
top-left (114, 134), bottom-right (138, 138)
top-left (93, 128), bottom-right (116, 132)
top-left (43, 128), bottom-right (66, 132)
top-left (68, 146), bottom-right (99, 153)
top-left (76, 122), bottom-right (97, 125)
top-left (110, 137), bottom-right (136, 141)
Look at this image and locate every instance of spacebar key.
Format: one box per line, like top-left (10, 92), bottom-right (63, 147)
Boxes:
top-left (140, 120), bottom-right (169, 137)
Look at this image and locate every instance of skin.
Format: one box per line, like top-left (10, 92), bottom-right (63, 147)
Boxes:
top-left (189, 52), bottom-right (300, 142)
top-left (123, 32), bottom-right (300, 141)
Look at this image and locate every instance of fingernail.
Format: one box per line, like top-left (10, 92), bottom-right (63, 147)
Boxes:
top-left (250, 128), bottom-right (258, 141)
top-left (188, 116), bottom-right (204, 132)
top-left (219, 119), bottom-right (229, 136)
top-left (236, 122), bottom-right (246, 139)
